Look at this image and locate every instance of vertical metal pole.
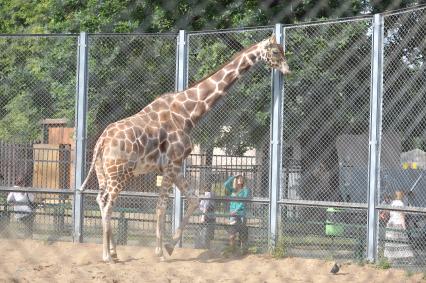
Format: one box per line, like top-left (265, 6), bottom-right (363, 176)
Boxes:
top-left (173, 30), bottom-right (188, 244)
top-left (269, 24), bottom-right (284, 248)
top-left (73, 32), bottom-right (89, 243)
top-left (367, 14), bottom-right (384, 262)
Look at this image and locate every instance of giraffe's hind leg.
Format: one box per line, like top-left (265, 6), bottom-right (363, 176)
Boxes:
top-left (97, 191), bottom-right (114, 263)
top-left (97, 191), bottom-right (117, 260)
top-left (95, 161), bottom-right (118, 260)
top-left (99, 175), bottom-right (127, 263)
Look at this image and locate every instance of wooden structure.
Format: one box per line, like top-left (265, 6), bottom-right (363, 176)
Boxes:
top-left (32, 119), bottom-right (75, 190)
top-left (32, 144), bottom-right (71, 189)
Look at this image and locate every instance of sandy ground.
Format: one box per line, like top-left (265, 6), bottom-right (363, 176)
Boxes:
top-left (0, 239), bottom-right (424, 283)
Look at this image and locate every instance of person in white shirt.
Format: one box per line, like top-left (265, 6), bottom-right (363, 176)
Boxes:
top-left (195, 190), bottom-right (215, 249)
top-left (7, 187), bottom-right (36, 238)
top-left (384, 191), bottom-right (414, 264)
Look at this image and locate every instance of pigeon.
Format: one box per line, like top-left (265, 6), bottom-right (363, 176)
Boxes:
top-left (330, 262), bottom-right (340, 274)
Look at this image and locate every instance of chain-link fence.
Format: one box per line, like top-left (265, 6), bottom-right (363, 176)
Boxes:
top-left (0, 35), bottom-right (77, 243)
top-left (278, 16), bottom-right (373, 264)
top-left (181, 28), bottom-right (274, 249)
top-left (85, 33), bottom-right (178, 193)
top-left (377, 6), bottom-right (426, 271)
top-left (1, 6), bottom-right (426, 271)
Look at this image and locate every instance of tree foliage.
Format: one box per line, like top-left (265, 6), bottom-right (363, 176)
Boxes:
top-left (0, 1), bottom-right (421, 140)
top-left (187, 31), bottom-right (273, 155)
top-left (0, 36), bottom-right (77, 141)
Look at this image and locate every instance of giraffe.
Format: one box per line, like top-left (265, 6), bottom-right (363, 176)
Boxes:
top-left (79, 34), bottom-right (290, 262)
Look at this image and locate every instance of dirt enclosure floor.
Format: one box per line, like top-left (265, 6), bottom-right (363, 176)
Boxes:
top-left (0, 239), bottom-right (424, 283)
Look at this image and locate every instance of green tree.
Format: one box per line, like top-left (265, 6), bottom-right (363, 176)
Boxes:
top-left (381, 9), bottom-right (426, 152)
top-left (284, 19), bottom-right (373, 202)
top-left (0, 36), bottom-right (77, 141)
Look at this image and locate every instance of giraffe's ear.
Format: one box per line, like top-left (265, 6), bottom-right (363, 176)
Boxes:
top-left (269, 34), bottom-right (277, 44)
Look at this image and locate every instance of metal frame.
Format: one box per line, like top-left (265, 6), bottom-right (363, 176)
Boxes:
top-left (173, 30), bottom-right (188, 243)
top-left (367, 14), bottom-right (384, 262)
top-left (73, 32), bottom-right (89, 243)
top-left (268, 23), bottom-right (284, 248)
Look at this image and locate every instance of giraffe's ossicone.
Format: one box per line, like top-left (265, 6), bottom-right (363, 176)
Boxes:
top-left (79, 34), bottom-right (290, 262)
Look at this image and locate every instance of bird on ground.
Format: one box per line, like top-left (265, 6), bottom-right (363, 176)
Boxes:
top-left (330, 262), bottom-right (340, 274)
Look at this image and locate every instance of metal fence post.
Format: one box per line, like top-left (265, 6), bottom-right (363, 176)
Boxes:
top-left (73, 32), bottom-right (89, 243)
top-left (367, 14), bottom-right (384, 262)
top-left (269, 23), bottom-right (284, 249)
top-left (173, 30), bottom-right (188, 244)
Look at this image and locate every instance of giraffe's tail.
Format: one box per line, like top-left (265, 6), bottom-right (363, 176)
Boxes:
top-left (78, 138), bottom-right (103, 192)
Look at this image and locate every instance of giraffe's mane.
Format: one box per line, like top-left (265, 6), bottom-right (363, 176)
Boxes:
top-left (187, 42), bottom-right (259, 88)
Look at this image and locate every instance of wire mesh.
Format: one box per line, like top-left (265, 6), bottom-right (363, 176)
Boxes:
top-left (85, 34), bottom-right (178, 193)
top-left (1, 6), bottom-right (426, 275)
top-left (0, 35), bottom-right (77, 244)
top-left (278, 204), bottom-right (367, 261)
top-left (376, 8), bottom-right (426, 271)
top-left (381, 7), bottom-right (426, 205)
top-left (377, 208), bottom-right (426, 270)
top-left (0, 35), bottom-right (78, 143)
top-left (185, 154), bottom-right (259, 197)
top-left (282, 18), bottom-right (373, 203)
top-left (82, 193), bottom-right (173, 246)
top-left (182, 198), bottom-right (269, 253)
top-left (187, 28), bottom-right (274, 198)
top-left (0, 189), bottom-right (74, 242)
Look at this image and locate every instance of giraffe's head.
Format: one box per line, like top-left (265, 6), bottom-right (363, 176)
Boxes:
top-left (260, 35), bottom-right (290, 75)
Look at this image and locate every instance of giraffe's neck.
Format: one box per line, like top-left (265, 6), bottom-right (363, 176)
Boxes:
top-left (177, 44), bottom-right (262, 128)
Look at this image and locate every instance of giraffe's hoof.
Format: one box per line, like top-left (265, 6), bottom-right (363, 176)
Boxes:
top-left (159, 256), bottom-right (166, 262)
top-left (103, 255), bottom-right (115, 263)
top-left (111, 253), bottom-right (118, 259)
top-left (155, 247), bottom-right (163, 257)
top-left (164, 243), bottom-right (174, 256)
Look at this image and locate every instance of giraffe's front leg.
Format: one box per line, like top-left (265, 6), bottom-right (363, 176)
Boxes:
top-left (164, 173), bottom-right (199, 256)
top-left (155, 183), bottom-right (170, 261)
top-left (155, 206), bottom-right (166, 261)
top-left (109, 232), bottom-right (117, 259)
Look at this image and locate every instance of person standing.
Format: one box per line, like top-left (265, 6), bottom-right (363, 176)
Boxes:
top-left (195, 190), bottom-right (216, 249)
top-left (384, 191), bottom-right (414, 264)
top-left (224, 175), bottom-right (250, 253)
top-left (7, 187), bottom-right (36, 238)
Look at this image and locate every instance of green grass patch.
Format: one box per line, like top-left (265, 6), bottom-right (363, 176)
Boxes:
top-left (376, 257), bottom-right (391, 269)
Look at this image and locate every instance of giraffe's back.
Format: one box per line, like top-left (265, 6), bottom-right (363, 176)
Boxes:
top-left (98, 94), bottom-right (193, 177)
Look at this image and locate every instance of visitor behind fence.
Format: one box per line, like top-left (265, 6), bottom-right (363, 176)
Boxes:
top-left (384, 190), bottom-right (414, 264)
top-left (195, 190), bottom-right (216, 249)
top-left (6, 186), bottom-right (36, 238)
top-left (224, 175), bottom-right (250, 252)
